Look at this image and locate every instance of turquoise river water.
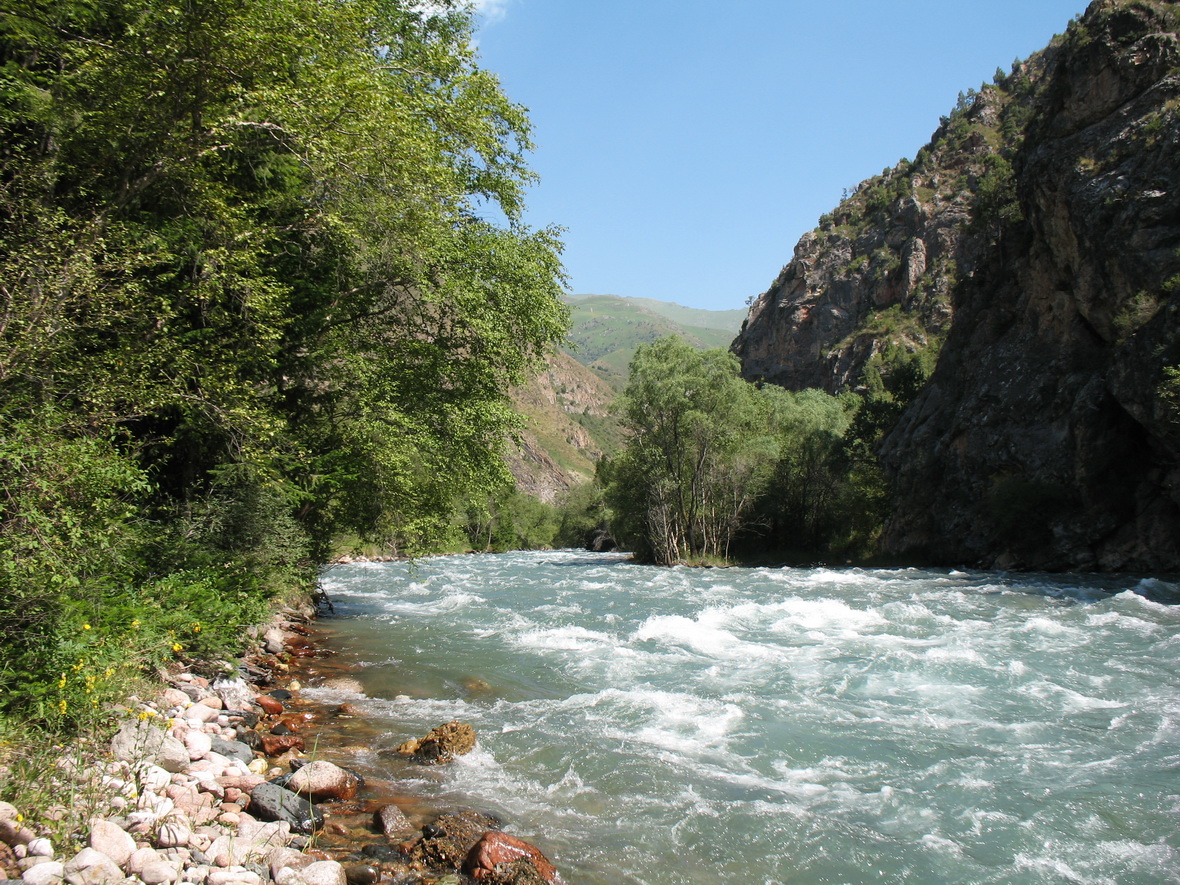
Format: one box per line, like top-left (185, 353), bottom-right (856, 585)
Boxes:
top-left (309, 550), bottom-right (1180, 884)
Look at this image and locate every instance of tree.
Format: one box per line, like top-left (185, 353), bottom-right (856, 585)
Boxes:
top-left (0, 0), bottom-right (568, 723)
top-left (0, 0), bottom-right (568, 557)
top-left (604, 338), bottom-right (779, 564)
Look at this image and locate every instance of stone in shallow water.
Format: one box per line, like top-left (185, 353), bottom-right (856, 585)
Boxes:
top-left (396, 722), bottom-right (476, 764)
top-left (286, 761), bottom-right (359, 803)
top-left (464, 832), bottom-right (558, 884)
top-left (408, 811), bottom-right (498, 870)
top-left (248, 784), bottom-right (323, 835)
top-left (373, 805), bottom-right (412, 840)
top-left (342, 864), bottom-right (377, 885)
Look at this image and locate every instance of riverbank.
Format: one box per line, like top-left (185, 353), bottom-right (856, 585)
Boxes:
top-left (0, 600), bottom-right (562, 885)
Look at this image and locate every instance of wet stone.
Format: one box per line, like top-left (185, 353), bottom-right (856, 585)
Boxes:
top-left (249, 783), bottom-right (324, 835)
top-left (342, 864), bottom-right (377, 885)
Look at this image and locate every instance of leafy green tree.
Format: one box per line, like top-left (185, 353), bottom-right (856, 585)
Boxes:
top-left (0, 0), bottom-right (568, 725)
top-left (553, 480), bottom-right (611, 549)
top-left (605, 338), bottom-right (779, 564)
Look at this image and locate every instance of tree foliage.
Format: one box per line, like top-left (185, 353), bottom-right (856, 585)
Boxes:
top-left (0, 0), bottom-right (567, 725)
top-left (602, 338), bottom-right (903, 565)
top-left (603, 339), bottom-right (780, 564)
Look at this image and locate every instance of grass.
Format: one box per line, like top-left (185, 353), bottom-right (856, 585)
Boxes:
top-left (0, 718), bottom-right (131, 855)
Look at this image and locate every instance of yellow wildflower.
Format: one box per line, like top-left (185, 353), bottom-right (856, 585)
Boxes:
top-left (172, 642), bottom-right (183, 653)
top-left (82, 623), bottom-right (91, 631)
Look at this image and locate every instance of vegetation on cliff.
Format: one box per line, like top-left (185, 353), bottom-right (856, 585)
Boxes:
top-left (0, 0), bottom-right (567, 728)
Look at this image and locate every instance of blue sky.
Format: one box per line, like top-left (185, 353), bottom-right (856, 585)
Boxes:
top-left (470, 1), bottom-right (1091, 311)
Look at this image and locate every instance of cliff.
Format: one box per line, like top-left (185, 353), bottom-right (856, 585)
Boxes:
top-left (735, 0), bottom-right (1180, 570)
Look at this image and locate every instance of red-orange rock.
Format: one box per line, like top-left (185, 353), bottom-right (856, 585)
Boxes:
top-left (256, 694), bottom-right (284, 715)
top-left (274, 714), bottom-right (304, 732)
top-left (260, 733), bottom-right (305, 756)
top-left (464, 832), bottom-right (558, 884)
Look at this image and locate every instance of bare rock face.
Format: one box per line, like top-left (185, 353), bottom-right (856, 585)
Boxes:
top-left (731, 85), bottom-right (997, 393)
top-left (879, 0), bottom-right (1180, 570)
top-left (507, 350), bottom-right (617, 503)
top-left (735, 0), bottom-right (1180, 570)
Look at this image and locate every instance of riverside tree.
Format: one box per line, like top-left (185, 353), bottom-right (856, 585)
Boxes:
top-left (0, 0), bottom-right (567, 725)
top-left (602, 338), bottom-right (894, 565)
top-left (603, 338), bottom-right (780, 564)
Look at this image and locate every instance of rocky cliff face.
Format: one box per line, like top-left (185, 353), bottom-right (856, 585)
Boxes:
top-left (737, 0), bottom-right (1180, 570)
top-left (732, 65), bottom-right (1033, 392)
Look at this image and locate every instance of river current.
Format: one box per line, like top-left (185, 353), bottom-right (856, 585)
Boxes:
top-left (310, 550), bottom-right (1180, 884)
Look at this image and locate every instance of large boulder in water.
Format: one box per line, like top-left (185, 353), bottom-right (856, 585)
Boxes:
top-left (407, 811), bottom-right (499, 869)
top-left (396, 721), bottom-right (476, 764)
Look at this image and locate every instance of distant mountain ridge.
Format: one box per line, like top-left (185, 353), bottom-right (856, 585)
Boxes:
top-left (561, 293), bottom-right (744, 388)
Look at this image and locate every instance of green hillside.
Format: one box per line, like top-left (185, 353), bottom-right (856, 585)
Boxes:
top-left (561, 293), bottom-right (743, 388)
top-left (625, 297), bottom-right (747, 333)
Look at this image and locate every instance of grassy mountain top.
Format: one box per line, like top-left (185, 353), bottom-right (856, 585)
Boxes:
top-left (561, 293), bottom-right (742, 389)
top-left (567, 294), bottom-right (747, 333)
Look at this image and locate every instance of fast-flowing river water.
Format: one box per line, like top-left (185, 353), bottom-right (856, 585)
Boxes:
top-left (309, 550), bottom-right (1180, 884)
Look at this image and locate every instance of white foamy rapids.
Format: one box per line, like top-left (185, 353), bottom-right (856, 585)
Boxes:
top-left (316, 553), bottom-right (1180, 885)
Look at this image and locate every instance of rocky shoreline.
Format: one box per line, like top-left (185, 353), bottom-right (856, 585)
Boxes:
top-left (0, 603), bottom-right (562, 885)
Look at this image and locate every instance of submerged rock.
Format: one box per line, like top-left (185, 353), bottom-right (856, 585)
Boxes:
top-left (373, 805), bottom-right (412, 840)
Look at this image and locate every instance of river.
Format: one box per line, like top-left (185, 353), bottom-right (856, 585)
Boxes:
top-left (307, 550), bottom-right (1180, 884)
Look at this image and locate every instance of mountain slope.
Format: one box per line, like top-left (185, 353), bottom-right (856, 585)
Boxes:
top-left (734, 0), bottom-right (1180, 570)
top-left (563, 294), bottom-right (740, 388)
top-left (507, 349), bottom-right (620, 502)
top-left (507, 295), bottom-right (744, 501)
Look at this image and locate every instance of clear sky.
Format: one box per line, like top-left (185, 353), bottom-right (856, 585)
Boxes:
top-left (469, 1), bottom-right (1091, 311)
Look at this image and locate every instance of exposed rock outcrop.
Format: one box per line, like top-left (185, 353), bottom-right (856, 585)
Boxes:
top-left (395, 721), bottom-right (477, 764)
top-left (880, 0), bottom-right (1180, 569)
top-left (735, 0), bottom-right (1180, 570)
